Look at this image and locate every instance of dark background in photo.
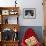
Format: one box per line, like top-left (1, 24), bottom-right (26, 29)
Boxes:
top-left (25, 10), bottom-right (34, 16)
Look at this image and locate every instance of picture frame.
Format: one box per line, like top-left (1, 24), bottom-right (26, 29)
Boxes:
top-left (23, 8), bottom-right (36, 19)
top-left (2, 10), bottom-right (9, 15)
top-left (2, 16), bottom-right (18, 24)
top-left (9, 10), bottom-right (18, 15)
top-left (2, 16), bottom-right (8, 24)
top-left (8, 16), bottom-right (18, 24)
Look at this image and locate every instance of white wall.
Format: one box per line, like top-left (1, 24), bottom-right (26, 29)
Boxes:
top-left (0, 0), bottom-right (15, 7)
top-left (0, 0), bottom-right (44, 26)
top-left (17, 0), bottom-right (44, 26)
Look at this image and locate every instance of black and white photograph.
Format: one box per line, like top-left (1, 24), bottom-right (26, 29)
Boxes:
top-left (23, 8), bottom-right (36, 19)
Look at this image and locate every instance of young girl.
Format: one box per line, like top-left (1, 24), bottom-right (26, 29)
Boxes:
top-left (21, 28), bottom-right (41, 46)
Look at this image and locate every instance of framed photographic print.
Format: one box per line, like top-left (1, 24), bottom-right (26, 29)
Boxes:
top-left (2, 10), bottom-right (9, 15)
top-left (8, 16), bottom-right (18, 24)
top-left (1, 28), bottom-right (13, 41)
top-left (23, 8), bottom-right (36, 19)
top-left (2, 16), bottom-right (8, 24)
top-left (2, 15), bottom-right (18, 24)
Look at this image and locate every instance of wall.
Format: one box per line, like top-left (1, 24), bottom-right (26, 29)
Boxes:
top-left (17, 0), bottom-right (44, 26)
top-left (0, 0), bottom-right (44, 26)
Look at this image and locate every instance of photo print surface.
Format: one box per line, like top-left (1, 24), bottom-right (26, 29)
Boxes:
top-left (23, 8), bottom-right (36, 19)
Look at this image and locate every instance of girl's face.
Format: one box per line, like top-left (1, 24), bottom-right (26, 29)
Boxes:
top-left (25, 36), bottom-right (38, 46)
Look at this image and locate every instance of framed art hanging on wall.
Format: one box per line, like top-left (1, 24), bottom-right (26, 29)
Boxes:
top-left (23, 8), bottom-right (36, 19)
